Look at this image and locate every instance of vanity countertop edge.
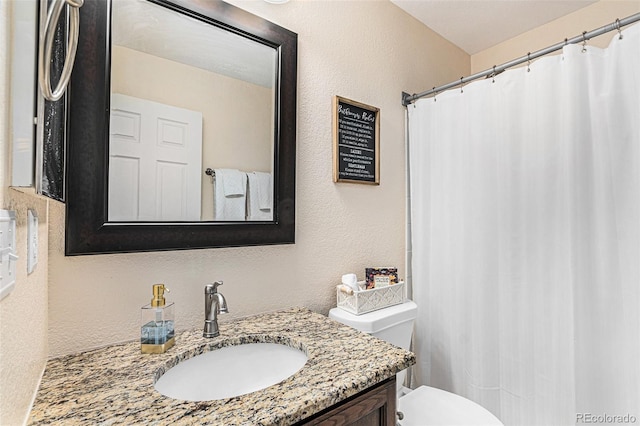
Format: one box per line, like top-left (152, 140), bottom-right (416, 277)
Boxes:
top-left (28, 308), bottom-right (415, 425)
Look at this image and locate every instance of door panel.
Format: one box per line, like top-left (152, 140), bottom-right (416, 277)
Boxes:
top-left (108, 156), bottom-right (140, 221)
top-left (156, 161), bottom-right (189, 220)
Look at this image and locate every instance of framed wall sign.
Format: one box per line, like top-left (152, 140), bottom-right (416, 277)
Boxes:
top-left (333, 96), bottom-right (380, 184)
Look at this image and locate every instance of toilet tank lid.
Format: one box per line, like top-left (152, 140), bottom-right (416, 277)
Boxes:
top-left (328, 300), bottom-right (417, 334)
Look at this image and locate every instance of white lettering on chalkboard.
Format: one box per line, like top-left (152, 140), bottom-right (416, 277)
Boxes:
top-left (338, 104), bottom-right (360, 120)
top-left (362, 111), bottom-right (375, 122)
top-left (338, 104), bottom-right (376, 123)
top-left (335, 98), bottom-right (378, 182)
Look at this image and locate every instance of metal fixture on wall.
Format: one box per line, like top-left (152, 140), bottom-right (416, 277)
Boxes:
top-left (38, 0), bottom-right (84, 101)
top-left (402, 12), bottom-right (640, 106)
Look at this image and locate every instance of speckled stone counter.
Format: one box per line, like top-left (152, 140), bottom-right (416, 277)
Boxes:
top-left (28, 308), bottom-right (415, 425)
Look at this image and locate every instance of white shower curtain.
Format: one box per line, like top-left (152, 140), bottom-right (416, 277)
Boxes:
top-left (408, 23), bottom-right (640, 426)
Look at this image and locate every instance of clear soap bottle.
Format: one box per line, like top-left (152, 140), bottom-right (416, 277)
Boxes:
top-left (141, 284), bottom-right (175, 354)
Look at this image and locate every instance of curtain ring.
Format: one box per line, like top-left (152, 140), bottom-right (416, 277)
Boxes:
top-left (433, 87), bottom-right (437, 102)
top-left (615, 18), bottom-right (623, 40)
top-left (38, 0), bottom-right (84, 102)
top-left (581, 31), bottom-right (588, 53)
top-left (527, 52), bottom-right (531, 72)
top-left (460, 77), bottom-right (464, 94)
top-left (492, 65), bottom-right (496, 83)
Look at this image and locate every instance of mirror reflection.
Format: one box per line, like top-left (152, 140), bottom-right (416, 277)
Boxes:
top-left (109, 0), bottom-right (276, 222)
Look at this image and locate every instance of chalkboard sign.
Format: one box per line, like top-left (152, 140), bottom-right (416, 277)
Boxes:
top-left (333, 96), bottom-right (380, 184)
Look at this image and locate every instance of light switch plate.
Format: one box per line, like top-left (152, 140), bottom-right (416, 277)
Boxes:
top-left (0, 210), bottom-right (18, 300)
top-left (28, 209), bottom-right (38, 274)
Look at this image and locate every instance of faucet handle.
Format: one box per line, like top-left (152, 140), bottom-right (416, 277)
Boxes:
top-left (205, 281), bottom-right (223, 294)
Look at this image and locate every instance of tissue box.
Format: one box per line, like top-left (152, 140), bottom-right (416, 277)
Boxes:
top-left (337, 281), bottom-right (405, 315)
top-left (365, 267), bottom-right (399, 289)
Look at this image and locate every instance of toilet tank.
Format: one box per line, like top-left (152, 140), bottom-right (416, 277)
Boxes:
top-left (328, 301), bottom-right (417, 350)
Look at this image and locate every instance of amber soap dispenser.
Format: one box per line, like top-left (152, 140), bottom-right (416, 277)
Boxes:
top-left (141, 284), bottom-right (175, 354)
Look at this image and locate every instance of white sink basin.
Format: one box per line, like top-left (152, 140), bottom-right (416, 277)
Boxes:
top-left (154, 342), bottom-right (308, 401)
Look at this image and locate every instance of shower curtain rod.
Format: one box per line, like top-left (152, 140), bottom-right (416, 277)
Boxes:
top-left (402, 12), bottom-right (640, 106)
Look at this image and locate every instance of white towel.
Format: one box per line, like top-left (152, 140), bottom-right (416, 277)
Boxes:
top-left (255, 172), bottom-right (272, 210)
top-left (214, 169), bottom-right (247, 220)
top-left (217, 168), bottom-right (246, 196)
top-left (246, 172), bottom-right (273, 221)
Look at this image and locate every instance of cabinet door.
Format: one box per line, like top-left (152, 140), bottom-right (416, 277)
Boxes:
top-left (299, 377), bottom-right (396, 426)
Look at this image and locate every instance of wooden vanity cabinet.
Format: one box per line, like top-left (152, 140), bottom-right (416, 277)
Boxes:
top-left (297, 377), bottom-right (397, 426)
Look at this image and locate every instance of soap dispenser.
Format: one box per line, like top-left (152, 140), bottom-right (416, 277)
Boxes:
top-left (141, 284), bottom-right (175, 354)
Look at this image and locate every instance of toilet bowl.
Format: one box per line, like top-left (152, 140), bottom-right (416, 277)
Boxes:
top-left (329, 301), bottom-right (503, 426)
top-left (398, 385), bottom-right (503, 426)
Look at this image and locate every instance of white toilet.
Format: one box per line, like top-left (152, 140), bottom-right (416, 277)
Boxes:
top-left (329, 301), bottom-right (504, 426)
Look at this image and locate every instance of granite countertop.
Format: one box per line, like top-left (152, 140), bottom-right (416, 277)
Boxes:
top-left (28, 308), bottom-right (415, 425)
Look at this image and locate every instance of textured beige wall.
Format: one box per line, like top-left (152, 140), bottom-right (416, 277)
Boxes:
top-left (472, 0), bottom-right (640, 73)
top-left (0, 190), bottom-right (49, 426)
top-left (0, 2), bottom-right (50, 424)
top-left (47, 0), bottom-right (469, 357)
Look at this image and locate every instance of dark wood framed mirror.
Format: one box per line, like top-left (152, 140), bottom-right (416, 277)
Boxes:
top-left (65, 0), bottom-right (297, 255)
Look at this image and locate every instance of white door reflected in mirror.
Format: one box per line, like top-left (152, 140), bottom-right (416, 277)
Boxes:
top-left (109, 94), bottom-right (202, 222)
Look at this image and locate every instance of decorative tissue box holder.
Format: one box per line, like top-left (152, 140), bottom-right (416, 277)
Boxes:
top-left (337, 281), bottom-right (405, 315)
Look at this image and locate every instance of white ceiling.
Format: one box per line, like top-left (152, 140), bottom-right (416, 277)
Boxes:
top-left (111, 0), bottom-right (601, 84)
top-left (390, 0), bottom-right (599, 54)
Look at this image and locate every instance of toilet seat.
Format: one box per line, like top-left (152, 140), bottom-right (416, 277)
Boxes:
top-left (398, 386), bottom-right (504, 426)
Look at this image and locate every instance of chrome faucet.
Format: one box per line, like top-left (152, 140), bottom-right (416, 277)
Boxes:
top-left (203, 281), bottom-right (228, 338)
